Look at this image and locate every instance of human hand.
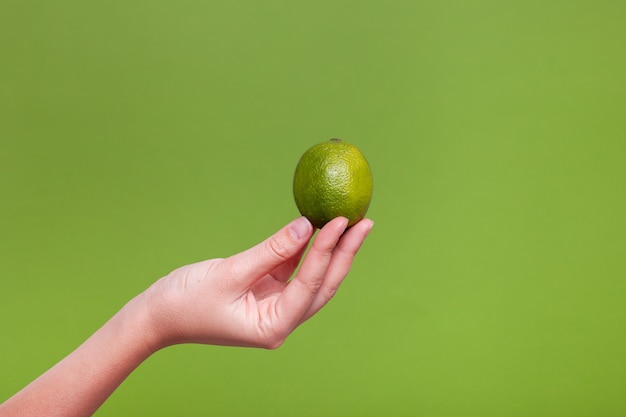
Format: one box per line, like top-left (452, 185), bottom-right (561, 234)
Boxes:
top-left (142, 216), bottom-right (374, 351)
top-left (0, 216), bottom-right (373, 417)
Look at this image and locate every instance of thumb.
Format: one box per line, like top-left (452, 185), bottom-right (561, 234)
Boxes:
top-left (222, 217), bottom-right (314, 286)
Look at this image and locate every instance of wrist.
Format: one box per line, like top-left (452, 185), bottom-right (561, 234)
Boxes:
top-left (119, 291), bottom-right (167, 356)
top-left (133, 277), bottom-right (188, 352)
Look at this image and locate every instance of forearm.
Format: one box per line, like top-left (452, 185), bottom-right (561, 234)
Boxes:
top-left (0, 295), bottom-right (154, 417)
top-left (0, 217), bottom-right (371, 416)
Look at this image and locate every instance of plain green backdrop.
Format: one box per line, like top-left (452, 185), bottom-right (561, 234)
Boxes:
top-left (1, 1), bottom-right (625, 416)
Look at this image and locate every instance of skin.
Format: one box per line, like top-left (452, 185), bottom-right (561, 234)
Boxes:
top-left (0, 216), bottom-right (374, 417)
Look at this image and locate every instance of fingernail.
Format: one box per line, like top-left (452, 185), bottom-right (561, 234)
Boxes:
top-left (289, 216), bottom-right (312, 240)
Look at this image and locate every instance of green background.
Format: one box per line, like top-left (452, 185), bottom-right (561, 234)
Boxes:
top-left (1, 1), bottom-right (625, 416)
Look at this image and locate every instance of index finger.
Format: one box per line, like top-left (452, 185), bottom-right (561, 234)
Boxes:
top-left (275, 217), bottom-right (349, 329)
top-left (299, 218), bottom-right (373, 323)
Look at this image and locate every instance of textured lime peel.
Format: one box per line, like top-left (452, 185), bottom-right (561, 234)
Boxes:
top-left (293, 138), bottom-right (373, 228)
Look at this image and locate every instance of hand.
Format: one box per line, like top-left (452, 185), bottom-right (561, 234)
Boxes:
top-left (0, 216), bottom-right (373, 417)
top-left (142, 216), bottom-right (374, 350)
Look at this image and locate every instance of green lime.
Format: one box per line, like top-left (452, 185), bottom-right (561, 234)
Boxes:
top-left (293, 138), bottom-right (373, 228)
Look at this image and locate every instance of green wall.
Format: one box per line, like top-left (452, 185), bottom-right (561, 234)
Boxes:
top-left (1, 1), bottom-right (625, 416)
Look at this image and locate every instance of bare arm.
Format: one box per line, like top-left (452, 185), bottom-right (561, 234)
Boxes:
top-left (0, 296), bottom-right (153, 417)
top-left (0, 216), bottom-right (373, 416)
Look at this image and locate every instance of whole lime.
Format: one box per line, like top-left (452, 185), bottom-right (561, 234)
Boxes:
top-left (293, 138), bottom-right (373, 228)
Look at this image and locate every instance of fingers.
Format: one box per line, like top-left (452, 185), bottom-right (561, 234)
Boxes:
top-left (299, 218), bottom-right (374, 323)
top-left (269, 243), bottom-right (308, 283)
top-left (275, 217), bottom-right (351, 329)
top-left (222, 217), bottom-right (314, 287)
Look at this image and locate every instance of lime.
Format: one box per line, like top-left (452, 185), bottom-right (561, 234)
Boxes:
top-left (293, 138), bottom-right (373, 228)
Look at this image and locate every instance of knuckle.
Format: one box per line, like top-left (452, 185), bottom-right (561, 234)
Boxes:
top-left (313, 286), bottom-right (339, 312)
top-left (263, 337), bottom-right (286, 350)
top-left (257, 327), bottom-right (287, 350)
top-left (322, 286), bottom-right (338, 302)
top-left (296, 276), bottom-right (324, 297)
top-left (266, 236), bottom-right (292, 261)
top-left (311, 238), bottom-right (335, 255)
